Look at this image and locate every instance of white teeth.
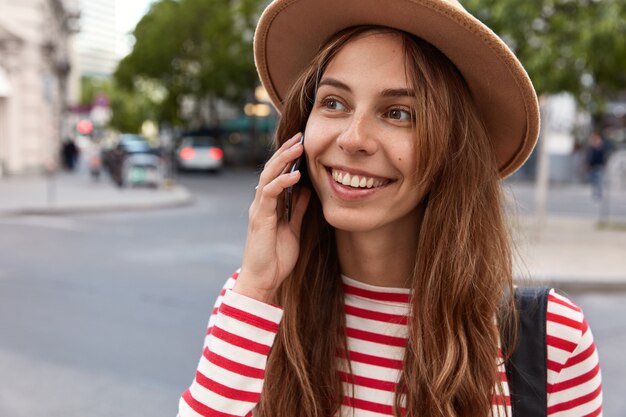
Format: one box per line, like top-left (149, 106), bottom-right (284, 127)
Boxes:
top-left (331, 169), bottom-right (385, 189)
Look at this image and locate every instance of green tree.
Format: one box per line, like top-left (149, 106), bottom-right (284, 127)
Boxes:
top-left (80, 76), bottom-right (112, 107)
top-left (80, 76), bottom-right (161, 134)
top-left (464, 0), bottom-right (626, 114)
top-left (115, 0), bottom-right (263, 127)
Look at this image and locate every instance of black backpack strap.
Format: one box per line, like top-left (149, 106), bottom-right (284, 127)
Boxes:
top-left (503, 287), bottom-right (550, 417)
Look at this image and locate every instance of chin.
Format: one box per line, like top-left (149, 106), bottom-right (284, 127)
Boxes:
top-left (322, 206), bottom-right (383, 233)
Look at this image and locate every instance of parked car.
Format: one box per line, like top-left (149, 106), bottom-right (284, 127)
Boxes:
top-left (103, 134), bottom-right (165, 187)
top-left (174, 135), bottom-right (224, 172)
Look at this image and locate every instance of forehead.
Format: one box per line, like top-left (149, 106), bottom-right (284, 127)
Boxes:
top-left (322, 32), bottom-right (409, 87)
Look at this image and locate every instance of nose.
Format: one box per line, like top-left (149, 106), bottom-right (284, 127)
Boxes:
top-left (336, 111), bottom-right (378, 155)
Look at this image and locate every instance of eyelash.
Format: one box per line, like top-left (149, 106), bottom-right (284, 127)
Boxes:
top-left (385, 108), bottom-right (414, 122)
top-left (318, 96), bottom-right (414, 122)
top-left (319, 96), bottom-right (346, 111)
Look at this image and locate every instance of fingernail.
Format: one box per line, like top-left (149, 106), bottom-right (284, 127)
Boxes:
top-left (290, 170), bottom-right (300, 176)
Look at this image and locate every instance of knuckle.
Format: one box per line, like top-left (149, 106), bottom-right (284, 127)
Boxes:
top-left (248, 208), bottom-right (257, 222)
top-left (258, 183), bottom-right (272, 196)
top-left (280, 148), bottom-right (295, 162)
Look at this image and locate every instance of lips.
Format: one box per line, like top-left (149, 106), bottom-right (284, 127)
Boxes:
top-left (330, 168), bottom-right (389, 189)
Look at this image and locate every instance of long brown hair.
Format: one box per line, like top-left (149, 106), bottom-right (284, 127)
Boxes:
top-left (256, 26), bottom-right (515, 417)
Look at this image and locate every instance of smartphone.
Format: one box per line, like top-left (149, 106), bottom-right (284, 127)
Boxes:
top-left (284, 134), bottom-right (306, 222)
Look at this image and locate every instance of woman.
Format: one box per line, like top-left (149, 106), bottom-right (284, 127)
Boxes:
top-left (179, 1), bottom-right (602, 416)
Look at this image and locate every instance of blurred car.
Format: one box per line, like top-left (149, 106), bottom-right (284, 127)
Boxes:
top-left (103, 134), bottom-right (165, 187)
top-left (174, 135), bottom-right (224, 172)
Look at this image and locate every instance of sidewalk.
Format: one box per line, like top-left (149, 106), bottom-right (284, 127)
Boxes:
top-left (0, 171), bottom-right (193, 216)
top-left (505, 181), bottom-right (626, 292)
top-left (511, 214), bottom-right (626, 292)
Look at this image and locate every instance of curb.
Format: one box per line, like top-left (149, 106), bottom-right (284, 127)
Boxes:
top-left (0, 189), bottom-right (195, 217)
top-left (555, 281), bottom-right (626, 293)
top-left (515, 278), bottom-right (626, 293)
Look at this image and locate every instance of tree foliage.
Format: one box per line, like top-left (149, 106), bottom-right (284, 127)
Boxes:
top-left (80, 76), bottom-right (159, 134)
top-left (464, 0), bottom-right (626, 113)
top-left (115, 0), bottom-right (263, 126)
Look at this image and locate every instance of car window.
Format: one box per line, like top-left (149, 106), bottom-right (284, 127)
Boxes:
top-left (124, 141), bottom-right (153, 153)
top-left (181, 136), bottom-right (219, 147)
top-left (120, 134), bottom-right (149, 144)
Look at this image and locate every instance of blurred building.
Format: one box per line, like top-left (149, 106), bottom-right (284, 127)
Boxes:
top-left (74, 0), bottom-right (117, 78)
top-left (0, 0), bottom-right (80, 176)
top-left (64, 0), bottom-right (118, 150)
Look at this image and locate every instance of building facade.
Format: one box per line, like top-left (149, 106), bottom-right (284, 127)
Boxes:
top-left (74, 0), bottom-right (117, 78)
top-left (0, 0), bottom-right (79, 176)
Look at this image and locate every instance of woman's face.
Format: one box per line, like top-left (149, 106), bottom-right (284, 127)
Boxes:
top-left (304, 32), bottom-right (427, 234)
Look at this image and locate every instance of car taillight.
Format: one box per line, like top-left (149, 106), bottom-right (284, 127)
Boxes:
top-left (179, 147), bottom-right (196, 160)
top-left (210, 148), bottom-right (224, 160)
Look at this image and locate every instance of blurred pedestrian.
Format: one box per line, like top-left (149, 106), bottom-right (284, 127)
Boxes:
top-left (85, 138), bottom-right (102, 181)
top-left (61, 137), bottom-right (79, 171)
top-left (108, 143), bottom-right (125, 187)
top-left (586, 131), bottom-right (608, 200)
top-left (178, 1), bottom-right (603, 416)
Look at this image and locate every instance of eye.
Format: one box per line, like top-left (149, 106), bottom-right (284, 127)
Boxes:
top-left (386, 108), bottom-right (413, 122)
top-left (320, 97), bottom-right (347, 112)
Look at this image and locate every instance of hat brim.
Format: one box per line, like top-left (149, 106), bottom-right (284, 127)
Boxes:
top-left (254, 0), bottom-right (540, 178)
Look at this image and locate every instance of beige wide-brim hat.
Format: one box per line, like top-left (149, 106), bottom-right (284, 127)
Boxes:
top-left (254, 0), bottom-right (540, 178)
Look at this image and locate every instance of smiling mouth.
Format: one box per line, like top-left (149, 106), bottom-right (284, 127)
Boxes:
top-left (330, 168), bottom-right (390, 189)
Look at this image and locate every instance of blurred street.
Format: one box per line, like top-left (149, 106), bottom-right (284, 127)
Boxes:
top-left (0, 169), bottom-right (624, 416)
top-left (0, 170), bottom-right (254, 416)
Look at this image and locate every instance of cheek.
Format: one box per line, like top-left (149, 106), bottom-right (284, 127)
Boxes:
top-left (305, 112), bottom-right (331, 137)
top-left (303, 115), bottom-right (336, 161)
top-left (388, 139), bottom-right (418, 172)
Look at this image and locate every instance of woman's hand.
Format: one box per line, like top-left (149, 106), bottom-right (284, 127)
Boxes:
top-left (233, 133), bottom-right (311, 303)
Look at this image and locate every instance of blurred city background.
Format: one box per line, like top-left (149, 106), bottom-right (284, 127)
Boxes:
top-left (0, 0), bottom-right (625, 416)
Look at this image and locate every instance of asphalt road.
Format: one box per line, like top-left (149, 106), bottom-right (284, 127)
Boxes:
top-left (0, 169), bottom-right (256, 416)
top-left (0, 168), bottom-right (623, 416)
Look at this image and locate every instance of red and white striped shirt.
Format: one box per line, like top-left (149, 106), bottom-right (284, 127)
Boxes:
top-left (179, 272), bottom-right (602, 417)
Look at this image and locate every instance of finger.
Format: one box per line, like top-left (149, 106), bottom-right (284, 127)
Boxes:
top-left (261, 132), bottom-right (302, 175)
top-left (266, 133), bottom-right (303, 174)
top-left (256, 139), bottom-right (303, 194)
top-left (255, 170), bottom-right (302, 217)
top-left (262, 133), bottom-right (303, 168)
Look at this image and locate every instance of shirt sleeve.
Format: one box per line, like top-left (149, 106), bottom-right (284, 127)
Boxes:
top-left (546, 290), bottom-right (603, 417)
top-left (178, 270), bottom-right (284, 417)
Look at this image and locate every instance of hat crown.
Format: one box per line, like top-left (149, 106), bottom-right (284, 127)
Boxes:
top-left (254, 0), bottom-right (540, 178)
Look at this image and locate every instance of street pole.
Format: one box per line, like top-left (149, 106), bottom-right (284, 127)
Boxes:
top-left (46, 161), bottom-right (56, 207)
top-left (534, 96), bottom-right (550, 238)
top-left (599, 154), bottom-right (615, 227)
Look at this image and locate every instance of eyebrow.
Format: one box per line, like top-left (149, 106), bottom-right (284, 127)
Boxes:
top-left (318, 77), bottom-right (415, 98)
